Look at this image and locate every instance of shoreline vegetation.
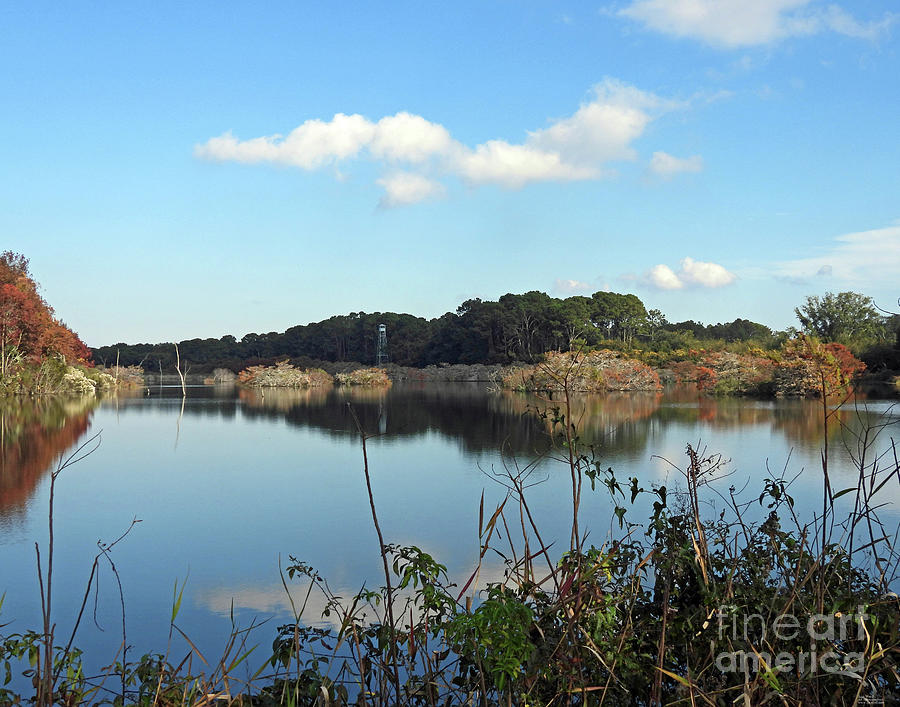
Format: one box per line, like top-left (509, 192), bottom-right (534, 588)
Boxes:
top-left (2, 351), bottom-right (899, 705)
top-left (222, 338), bottom-right (878, 399)
top-left (89, 285), bottom-right (898, 400)
top-left (0, 252), bottom-right (140, 398)
top-left (92, 289), bottom-right (900, 392)
top-left (0, 250), bottom-right (896, 398)
top-left (234, 361), bottom-right (393, 388)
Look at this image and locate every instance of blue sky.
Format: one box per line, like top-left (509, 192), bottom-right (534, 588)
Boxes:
top-left (2, 1), bottom-right (897, 346)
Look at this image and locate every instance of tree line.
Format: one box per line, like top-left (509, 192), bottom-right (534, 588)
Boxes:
top-left (92, 289), bottom-right (825, 374)
top-left (0, 247), bottom-right (893, 384)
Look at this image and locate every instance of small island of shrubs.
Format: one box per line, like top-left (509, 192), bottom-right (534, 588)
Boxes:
top-left (334, 367), bottom-right (392, 386)
top-left (497, 336), bottom-right (867, 398)
top-left (502, 350), bottom-right (662, 393)
top-left (236, 360), bottom-right (391, 388)
top-left (230, 340), bottom-right (867, 399)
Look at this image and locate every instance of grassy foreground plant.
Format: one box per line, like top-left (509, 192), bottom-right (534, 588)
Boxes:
top-left (264, 352), bottom-right (900, 705)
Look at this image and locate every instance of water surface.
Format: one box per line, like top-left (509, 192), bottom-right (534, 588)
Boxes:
top-left (1, 383), bottom-right (897, 676)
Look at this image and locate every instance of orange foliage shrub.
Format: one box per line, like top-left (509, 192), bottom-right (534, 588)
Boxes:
top-left (774, 337), bottom-right (866, 397)
top-left (0, 251), bottom-right (91, 368)
top-left (694, 366), bottom-right (718, 392)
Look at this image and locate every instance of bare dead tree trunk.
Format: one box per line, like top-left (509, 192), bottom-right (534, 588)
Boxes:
top-left (174, 343), bottom-right (186, 397)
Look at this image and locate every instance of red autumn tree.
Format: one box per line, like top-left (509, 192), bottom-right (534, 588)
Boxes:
top-left (821, 342), bottom-right (866, 382)
top-left (778, 335), bottom-right (866, 397)
top-left (694, 365), bottom-right (718, 392)
top-left (0, 251), bottom-right (91, 375)
top-left (0, 283), bottom-right (42, 375)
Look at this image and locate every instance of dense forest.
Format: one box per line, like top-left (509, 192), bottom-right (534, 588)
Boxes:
top-left (92, 289), bottom-right (900, 375)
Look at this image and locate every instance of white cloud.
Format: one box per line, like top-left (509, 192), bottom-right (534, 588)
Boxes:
top-left (647, 264), bottom-right (684, 290)
top-left (196, 79), bottom-right (682, 204)
top-left (679, 256), bottom-right (737, 287)
top-left (455, 141), bottom-right (595, 187)
top-left (195, 113), bottom-right (375, 168)
top-left (529, 80), bottom-right (672, 165)
top-left (454, 79), bottom-right (673, 187)
top-left (553, 278), bottom-right (593, 295)
top-left (371, 112), bottom-right (456, 163)
top-left (377, 172), bottom-right (445, 207)
top-left (776, 224), bottom-right (900, 285)
top-left (197, 112), bottom-right (456, 171)
top-left (649, 151), bottom-right (704, 178)
top-left (618, 0), bottom-right (895, 48)
top-left (644, 257), bottom-right (736, 289)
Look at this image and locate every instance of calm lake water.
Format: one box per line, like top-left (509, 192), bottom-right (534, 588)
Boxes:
top-left (1, 383), bottom-right (898, 677)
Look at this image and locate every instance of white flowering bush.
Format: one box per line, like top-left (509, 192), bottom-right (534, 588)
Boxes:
top-left (86, 369), bottom-right (121, 391)
top-left (61, 367), bottom-right (97, 395)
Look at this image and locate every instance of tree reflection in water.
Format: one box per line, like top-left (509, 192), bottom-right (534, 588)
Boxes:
top-left (0, 397), bottom-right (96, 522)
